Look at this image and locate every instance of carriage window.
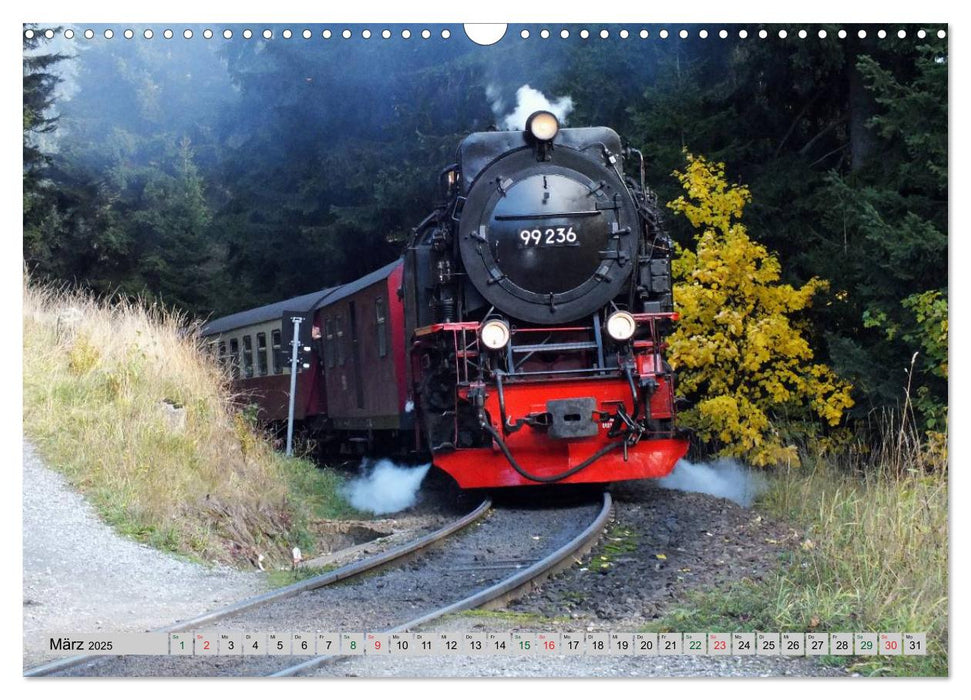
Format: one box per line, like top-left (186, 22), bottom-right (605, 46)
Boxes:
top-left (229, 338), bottom-right (240, 378)
top-left (336, 313), bottom-right (345, 366)
top-left (218, 340), bottom-right (227, 368)
top-left (242, 335), bottom-right (254, 378)
top-left (256, 332), bottom-right (268, 376)
top-left (271, 329), bottom-right (282, 374)
top-left (324, 318), bottom-right (335, 368)
top-left (375, 296), bottom-right (388, 358)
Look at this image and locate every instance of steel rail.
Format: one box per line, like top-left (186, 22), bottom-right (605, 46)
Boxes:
top-left (270, 490), bottom-right (612, 677)
top-left (24, 498), bottom-right (492, 678)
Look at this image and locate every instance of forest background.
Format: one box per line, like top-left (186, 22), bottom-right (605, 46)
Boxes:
top-left (23, 24), bottom-right (948, 446)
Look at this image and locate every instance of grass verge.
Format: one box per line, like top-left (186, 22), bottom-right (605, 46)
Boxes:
top-left (23, 279), bottom-right (356, 569)
top-left (644, 424), bottom-right (948, 677)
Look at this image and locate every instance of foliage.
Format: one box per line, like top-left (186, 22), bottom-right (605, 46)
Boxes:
top-left (23, 25), bottom-right (68, 268)
top-left (667, 153), bottom-right (854, 466)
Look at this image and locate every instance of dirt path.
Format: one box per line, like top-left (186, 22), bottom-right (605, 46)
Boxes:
top-left (22, 439), bottom-right (267, 669)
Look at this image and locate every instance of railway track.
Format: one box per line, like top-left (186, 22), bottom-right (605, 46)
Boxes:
top-left (274, 490), bottom-right (612, 677)
top-left (34, 491), bottom-right (612, 677)
top-left (25, 497), bottom-right (492, 677)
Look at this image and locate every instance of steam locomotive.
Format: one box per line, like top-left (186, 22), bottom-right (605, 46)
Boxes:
top-left (203, 112), bottom-right (689, 488)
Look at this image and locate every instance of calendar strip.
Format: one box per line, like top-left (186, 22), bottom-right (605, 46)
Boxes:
top-left (43, 631), bottom-right (927, 657)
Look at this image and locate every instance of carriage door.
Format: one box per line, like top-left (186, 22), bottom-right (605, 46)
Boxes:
top-left (348, 301), bottom-right (366, 410)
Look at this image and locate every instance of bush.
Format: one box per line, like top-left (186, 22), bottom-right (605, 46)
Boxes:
top-left (667, 153), bottom-right (854, 466)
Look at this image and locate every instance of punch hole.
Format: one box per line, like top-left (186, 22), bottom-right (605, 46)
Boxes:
top-left (739, 29), bottom-right (748, 38)
top-left (323, 29), bottom-right (332, 39)
top-left (242, 29), bottom-right (253, 39)
top-left (898, 30), bottom-right (906, 39)
top-left (263, 29), bottom-right (272, 39)
top-left (719, 29), bottom-right (728, 38)
top-left (84, 29), bottom-right (94, 39)
top-left (342, 29), bottom-right (351, 39)
top-left (125, 29), bottom-right (134, 39)
top-left (283, 29), bottom-right (293, 39)
top-left (464, 24), bottom-right (506, 45)
top-left (778, 29), bottom-right (788, 38)
top-left (918, 29), bottom-right (926, 38)
top-left (877, 29), bottom-right (886, 39)
top-left (679, 29), bottom-right (688, 39)
top-left (838, 29), bottom-right (846, 38)
top-left (798, 29), bottom-right (807, 39)
top-left (441, 29), bottom-right (450, 39)
top-left (45, 29), bottom-right (54, 39)
top-left (540, 29), bottom-right (550, 39)
top-left (937, 30), bottom-right (946, 38)
top-left (818, 30), bottom-right (827, 38)
top-left (183, 29), bottom-right (193, 39)
top-left (560, 29), bottom-right (569, 39)
top-left (363, 29), bottom-right (372, 39)
top-left (203, 29), bottom-right (213, 39)
top-left (401, 29), bottom-right (411, 39)
top-left (24, 29), bottom-right (34, 39)
top-left (163, 29), bottom-right (173, 39)
top-left (659, 29), bottom-right (668, 39)
top-left (382, 30), bottom-right (391, 39)
top-left (858, 30), bottom-right (867, 38)
top-left (144, 29), bottom-right (153, 39)
top-left (620, 29), bottom-right (629, 39)
top-left (521, 29), bottom-right (529, 39)
top-left (699, 29), bottom-right (708, 39)
top-left (104, 29), bottom-right (113, 39)
top-left (420, 29), bottom-right (430, 39)
top-left (639, 29), bottom-right (648, 39)
top-left (758, 29), bottom-right (767, 38)
top-left (303, 29), bottom-right (312, 39)
top-left (64, 29), bottom-right (74, 39)
top-left (223, 29), bottom-right (233, 39)
top-left (580, 29), bottom-right (589, 39)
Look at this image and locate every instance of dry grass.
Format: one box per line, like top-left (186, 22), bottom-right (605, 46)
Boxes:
top-left (759, 419), bottom-right (948, 675)
top-left (652, 416), bottom-right (948, 676)
top-left (23, 279), bottom-right (350, 568)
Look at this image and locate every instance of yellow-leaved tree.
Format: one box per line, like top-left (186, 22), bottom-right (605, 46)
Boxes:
top-left (667, 153), bottom-right (854, 466)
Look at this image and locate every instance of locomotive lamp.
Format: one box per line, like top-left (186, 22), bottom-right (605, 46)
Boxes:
top-left (605, 311), bottom-right (637, 342)
top-left (525, 110), bottom-right (559, 142)
top-left (480, 319), bottom-right (511, 350)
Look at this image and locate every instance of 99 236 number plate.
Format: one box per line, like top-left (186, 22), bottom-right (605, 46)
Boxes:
top-left (518, 226), bottom-right (579, 247)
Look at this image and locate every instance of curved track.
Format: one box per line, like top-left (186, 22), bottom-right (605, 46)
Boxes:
top-left (25, 498), bottom-right (491, 677)
top-left (274, 490), bottom-right (612, 677)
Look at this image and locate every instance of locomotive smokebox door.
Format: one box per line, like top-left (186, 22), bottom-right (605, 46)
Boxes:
top-left (547, 398), bottom-right (599, 439)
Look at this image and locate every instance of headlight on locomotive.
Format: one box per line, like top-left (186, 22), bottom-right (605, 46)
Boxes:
top-left (479, 319), bottom-right (511, 350)
top-left (606, 311), bottom-right (637, 342)
top-left (526, 110), bottom-right (559, 142)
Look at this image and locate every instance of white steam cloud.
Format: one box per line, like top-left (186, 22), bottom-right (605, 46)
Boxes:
top-left (492, 84), bottom-right (574, 132)
top-left (656, 459), bottom-right (767, 507)
top-left (343, 459), bottom-right (431, 515)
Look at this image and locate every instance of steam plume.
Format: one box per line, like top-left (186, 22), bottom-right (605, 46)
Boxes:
top-left (343, 459), bottom-right (431, 515)
top-left (657, 459), bottom-right (767, 507)
top-left (494, 84), bottom-right (574, 131)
